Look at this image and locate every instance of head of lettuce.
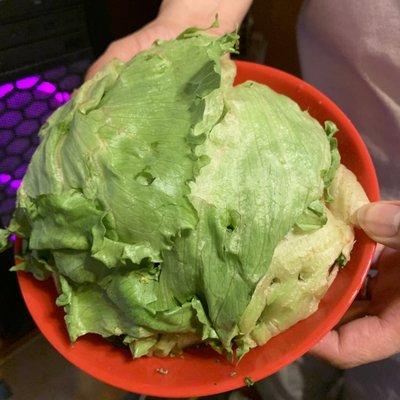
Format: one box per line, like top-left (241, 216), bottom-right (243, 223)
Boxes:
top-left (0, 30), bottom-right (368, 359)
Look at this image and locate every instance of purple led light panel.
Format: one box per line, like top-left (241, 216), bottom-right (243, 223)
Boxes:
top-left (0, 58), bottom-right (90, 226)
top-left (37, 82), bottom-right (56, 94)
top-left (16, 76), bottom-right (39, 89)
top-left (0, 83), bottom-right (14, 98)
top-left (9, 179), bottom-right (22, 190)
top-left (0, 173), bottom-right (11, 184)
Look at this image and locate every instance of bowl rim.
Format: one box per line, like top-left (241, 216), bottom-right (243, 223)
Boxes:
top-left (15, 60), bottom-right (380, 397)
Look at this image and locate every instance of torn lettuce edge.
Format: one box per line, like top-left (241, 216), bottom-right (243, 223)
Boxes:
top-left (322, 121), bottom-right (340, 202)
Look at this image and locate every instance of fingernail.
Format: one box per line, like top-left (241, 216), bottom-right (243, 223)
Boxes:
top-left (357, 203), bottom-right (400, 237)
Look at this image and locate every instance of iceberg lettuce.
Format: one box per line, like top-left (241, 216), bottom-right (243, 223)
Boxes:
top-left (0, 30), bottom-right (368, 359)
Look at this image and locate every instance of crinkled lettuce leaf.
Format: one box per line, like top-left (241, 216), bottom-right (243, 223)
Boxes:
top-left (11, 251), bottom-right (53, 281)
top-left (322, 121), bottom-right (341, 202)
top-left (55, 275), bottom-right (143, 341)
top-left (6, 30), bottom-right (367, 360)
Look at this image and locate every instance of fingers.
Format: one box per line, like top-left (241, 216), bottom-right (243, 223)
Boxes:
top-left (85, 30), bottom-right (148, 80)
top-left (356, 201), bottom-right (400, 249)
top-left (310, 315), bottom-right (398, 369)
top-left (85, 38), bottom-right (138, 80)
top-left (85, 21), bottom-right (177, 80)
top-left (85, 55), bottom-right (113, 81)
top-left (369, 248), bottom-right (400, 316)
top-left (338, 300), bottom-right (370, 326)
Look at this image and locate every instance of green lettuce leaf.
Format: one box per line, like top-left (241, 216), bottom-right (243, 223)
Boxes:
top-left (295, 200), bottom-right (327, 232)
top-left (11, 251), bottom-right (53, 280)
top-left (56, 275), bottom-right (148, 341)
top-left (0, 229), bottom-right (9, 252)
top-left (322, 121), bottom-right (340, 202)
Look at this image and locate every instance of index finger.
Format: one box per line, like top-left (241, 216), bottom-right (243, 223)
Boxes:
top-left (310, 314), bottom-right (397, 369)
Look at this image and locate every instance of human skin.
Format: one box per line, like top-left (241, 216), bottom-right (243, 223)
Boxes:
top-left (310, 202), bottom-right (400, 368)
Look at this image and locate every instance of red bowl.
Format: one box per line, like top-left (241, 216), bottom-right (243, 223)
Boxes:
top-left (15, 61), bottom-right (379, 398)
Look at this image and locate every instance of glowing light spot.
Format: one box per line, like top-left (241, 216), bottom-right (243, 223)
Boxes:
top-left (0, 173), bottom-right (11, 184)
top-left (0, 83), bottom-right (13, 98)
top-left (55, 92), bottom-right (63, 103)
top-left (10, 179), bottom-right (22, 190)
top-left (16, 76), bottom-right (40, 89)
top-left (37, 81), bottom-right (56, 94)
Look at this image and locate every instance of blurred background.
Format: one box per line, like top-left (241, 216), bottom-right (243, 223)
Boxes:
top-left (0, 1), bottom-right (301, 399)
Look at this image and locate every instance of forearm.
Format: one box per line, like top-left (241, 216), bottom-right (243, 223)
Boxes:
top-left (157, 0), bottom-right (253, 33)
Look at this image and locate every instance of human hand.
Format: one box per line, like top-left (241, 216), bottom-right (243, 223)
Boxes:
top-left (311, 201), bottom-right (400, 368)
top-left (86, 0), bottom-right (252, 80)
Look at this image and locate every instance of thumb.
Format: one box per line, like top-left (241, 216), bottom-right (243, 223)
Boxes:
top-left (356, 201), bottom-right (400, 249)
top-left (310, 315), bottom-right (397, 369)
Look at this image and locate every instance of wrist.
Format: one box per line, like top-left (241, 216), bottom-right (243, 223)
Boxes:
top-left (157, 0), bottom-right (252, 35)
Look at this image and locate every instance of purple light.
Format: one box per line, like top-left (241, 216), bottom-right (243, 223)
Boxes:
top-left (25, 101), bottom-right (47, 118)
top-left (0, 173), bottom-right (11, 184)
top-left (40, 112), bottom-right (51, 126)
top-left (7, 91), bottom-right (32, 110)
top-left (0, 83), bottom-right (13, 98)
top-left (55, 92), bottom-right (63, 103)
top-left (63, 92), bottom-right (71, 101)
top-left (6, 137), bottom-right (30, 155)
top-left (0, 111), bottom-right (23, 128)
top-left (0, 60), bottom-right (91, 226)
top-left (37, 81), bottom-right (56, 94)
top-left (0, 130), bottom-right (13, 146)
top-left (16, 76), bottom-right (40, 89)
top-left (14, 164), bottom-right (28, 179)
top-left (0, 156), bottom-right (20, 171)
top-left (49, 97), bottom-right (61, 109)
top-left (9, 234), bottom-right (16, 242)
top-left (23, 147), bottom-right (35, 162)
top-left (0, 198), bottom-right (15, 214)
top-left (16, 119), bottom-right (39, 136)
top-left (10, 179), bottom-right (22, 190)
top-left (31, 136), bottom-right (40, 146)
top-left (60, 74), bottom-right (80, 91)
top-left (54, 91), bottom-right (71, 104)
